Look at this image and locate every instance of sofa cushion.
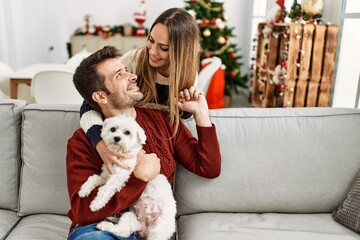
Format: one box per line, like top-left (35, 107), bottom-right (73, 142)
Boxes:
top-left (5, 214), bottom-right (71, 240)
top-left (18, 104), bottom-right (80, 216)
top-left (0, 209), bottom-right (21, 239)
top-left (332, 170), bottom-right (360, 233)
top-left (176, 107), bottom-right (360, 215)
top-left (0, 100), bottom-right (26, 210)
top-left (177, 213), bottom-right (360, 240)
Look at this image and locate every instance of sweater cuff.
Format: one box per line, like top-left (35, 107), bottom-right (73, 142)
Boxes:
top-left (196, 123), bottom-right (216, 139)
top-left (86, 125), bottom-right (103, 147)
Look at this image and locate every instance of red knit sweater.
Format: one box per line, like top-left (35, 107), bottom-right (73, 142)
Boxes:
top-left (66, 108), bottom-right (221, 227)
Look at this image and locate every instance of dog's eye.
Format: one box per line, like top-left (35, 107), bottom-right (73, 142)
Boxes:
top-left (124, 130), bottom-right (130, 135)
top-left (110, 127), bottom-right (116, 133)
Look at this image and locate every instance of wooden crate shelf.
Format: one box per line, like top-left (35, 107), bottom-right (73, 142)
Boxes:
top-left (250, 22), bottom-right (339, 108)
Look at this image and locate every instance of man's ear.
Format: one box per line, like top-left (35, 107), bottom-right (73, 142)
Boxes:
top-left (92, 91), bottom-right (108, 105)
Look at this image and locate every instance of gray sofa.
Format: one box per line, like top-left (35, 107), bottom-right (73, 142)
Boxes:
top-left (1, 99), bottom-right (359, 240)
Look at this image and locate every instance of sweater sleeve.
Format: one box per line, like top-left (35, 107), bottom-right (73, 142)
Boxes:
top-left (173, 122), bottom-right (221, 178)
top-left (119, 49), bottom-right (139, 74)
top-left (66, 129), bottom-right (147, 226)
top-left (80, 101), bottom-right (103, 147)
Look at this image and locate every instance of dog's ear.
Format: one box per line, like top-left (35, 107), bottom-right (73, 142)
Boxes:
top-left (137, 126), bottom-right (147, 145)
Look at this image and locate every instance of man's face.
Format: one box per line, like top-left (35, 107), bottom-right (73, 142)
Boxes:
top-left (97, 58), bottom-right (144, 109)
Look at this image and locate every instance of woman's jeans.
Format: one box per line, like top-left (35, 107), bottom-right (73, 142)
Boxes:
top-left (68, 222), bottom-right (175, 240)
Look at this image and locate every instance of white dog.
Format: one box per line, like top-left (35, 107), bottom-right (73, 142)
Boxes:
top-left (78, 115), bottom-right (176, 240)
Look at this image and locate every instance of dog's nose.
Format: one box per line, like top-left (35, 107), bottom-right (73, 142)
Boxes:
top-left (114, 136), bottom-right (121, 143)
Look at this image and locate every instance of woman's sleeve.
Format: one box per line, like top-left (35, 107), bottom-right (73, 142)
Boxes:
top-left (79, 101), bottom-right (103, 147)
top-left (173, 121), bottom-right (221, 178)
top-left (119, 49), bottom-right (139, 74)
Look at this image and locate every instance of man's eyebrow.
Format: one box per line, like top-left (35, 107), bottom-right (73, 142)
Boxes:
top-left (112, 68), bottom-right (123, 77)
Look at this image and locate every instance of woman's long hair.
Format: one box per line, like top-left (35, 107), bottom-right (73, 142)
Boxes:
top-left (135, 8), bottom-right (201, 134)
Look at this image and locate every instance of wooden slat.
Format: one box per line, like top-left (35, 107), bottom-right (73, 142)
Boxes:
top-left (263, 26), bottom-right (281, 107)
top-left (294, 24), bottom-right (315, 107)
top-left (278, 29), bottom-right (288, 66)
top-left (306, 24), bottom-right (326, 107)
top-left (284, 24), bottom-right (302, 107)
top-left (318, 25), bottom-right (339, 107)
top-left (251, 23), bottom-right (266, 107)
top-left (267, 27), bottom-right (280, 69)
top-left (283, 80), bottom-right (296, 107)
top-left (251, 22), bottom-right (338, 109)
top-left (263, 74), bottom-right (276, 107)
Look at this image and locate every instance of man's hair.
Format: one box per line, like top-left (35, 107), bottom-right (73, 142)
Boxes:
top-left (73, 46), bottom-right (122, 111)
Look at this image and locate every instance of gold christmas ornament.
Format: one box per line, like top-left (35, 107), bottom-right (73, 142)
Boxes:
top-left (203, 29), bottom-right (211, 37)
top-left (217, 36), bottom-right (226, 44)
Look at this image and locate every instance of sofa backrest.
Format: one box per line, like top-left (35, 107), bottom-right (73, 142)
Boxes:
top-left (175, 107), bottom-right (360, 216)
top-left (17, 104), bottom-right (80, 216)
top-left (0, 100), bottom-right (26, 210)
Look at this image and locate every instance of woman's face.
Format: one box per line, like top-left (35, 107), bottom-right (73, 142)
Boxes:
top-left (147, 23), bottom-right (170, 71)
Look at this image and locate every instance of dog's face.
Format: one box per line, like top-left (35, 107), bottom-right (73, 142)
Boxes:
top-left (101, 115), bottom-right (146, 152)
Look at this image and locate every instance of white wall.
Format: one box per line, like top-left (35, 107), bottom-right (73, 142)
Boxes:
top-left (0, 0), bottom-right (251, 75)
top-left (3, 0), bottom-right (356, 108)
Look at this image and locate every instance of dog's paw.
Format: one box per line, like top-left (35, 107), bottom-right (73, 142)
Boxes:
top-left (97, 221), bottom-right (132, 237)
top-left (96, 221), bottom-right (114, 232)
top-left (90, 200), bottom-right (104, 212)
top-left (115, 227), bottom-right (133, 238)
top-left (78, 187), bottom-right (91, 198)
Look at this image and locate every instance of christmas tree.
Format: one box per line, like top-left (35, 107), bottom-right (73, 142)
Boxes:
top-left (184, 0), bottom-right (248, 96)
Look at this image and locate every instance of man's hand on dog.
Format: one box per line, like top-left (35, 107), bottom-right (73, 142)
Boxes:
top-left (134, 150), bottom-right (160, 182)
top-left (96, 140), bottom-right (132, 174)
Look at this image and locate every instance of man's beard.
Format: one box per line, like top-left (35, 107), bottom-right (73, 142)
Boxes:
top-left (107, 91), bottom-right (144, 110)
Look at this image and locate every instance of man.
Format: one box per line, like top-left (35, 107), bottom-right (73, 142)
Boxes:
top-left (66, 46), bottom-right (221, 240)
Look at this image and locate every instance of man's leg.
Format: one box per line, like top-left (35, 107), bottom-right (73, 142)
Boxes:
top-left (67, 222), bottom-right (142, 240)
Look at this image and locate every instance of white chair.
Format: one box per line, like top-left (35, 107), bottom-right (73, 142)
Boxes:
top-left (31, 70), bottom-right (83, 104)
top-left (197, 57), bottom-right (223, 95)
top-left (0, 61), bottom-right (34, 102)
top-left (0, 61), bottom-right (14, 99)
top-left (66, 47), bottom-right (92, 69)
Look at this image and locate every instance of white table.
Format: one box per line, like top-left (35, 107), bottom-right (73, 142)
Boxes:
top-left (9, 63), bottom-right (75, 99)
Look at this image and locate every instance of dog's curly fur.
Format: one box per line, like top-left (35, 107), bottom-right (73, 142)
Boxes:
top-left (78, 115), bottom-right (176, 240)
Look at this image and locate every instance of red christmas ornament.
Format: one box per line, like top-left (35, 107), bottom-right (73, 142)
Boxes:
top-left (278, 83), bottom-right (286, 91)
top-left (204, 52), bottom-right (212, 58)
top-left (229, 52), bottom-right (236, 59)
top-left (230, 71), bottom-right (237, 78)
top-left (201, 18), bottom-right (209, 27)
top-left (209, 18), bottom-right (216, 26)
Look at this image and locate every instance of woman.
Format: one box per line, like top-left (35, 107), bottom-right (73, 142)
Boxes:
top-left (80, 8), bottom-right (201, 172)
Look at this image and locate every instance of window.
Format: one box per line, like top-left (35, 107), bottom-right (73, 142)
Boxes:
top-left (332, 0), bottom-right (360, 108)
